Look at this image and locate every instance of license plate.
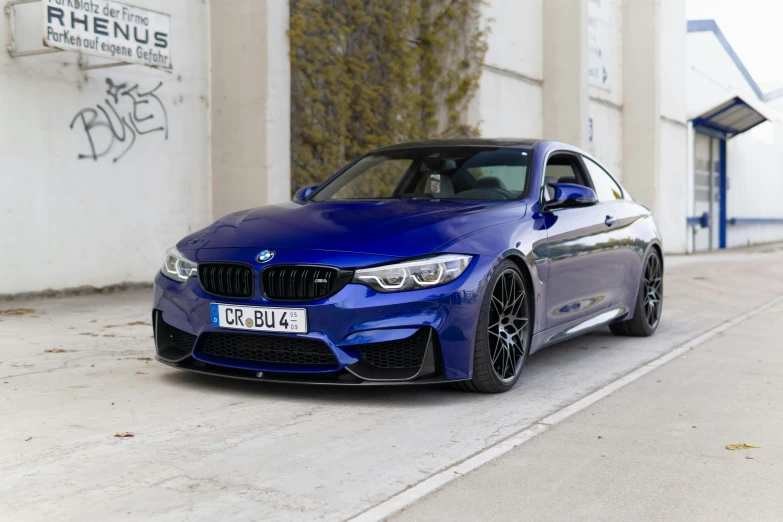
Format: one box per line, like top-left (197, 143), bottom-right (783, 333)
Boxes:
top-left (210, 303), bottom-right (307, 333)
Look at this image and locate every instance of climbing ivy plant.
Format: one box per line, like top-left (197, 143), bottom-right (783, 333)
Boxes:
top-left (289, 0), bottom-right (489, 192)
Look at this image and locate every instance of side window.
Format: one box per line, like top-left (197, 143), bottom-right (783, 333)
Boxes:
top-left (543, 153), bottom-right (590, 201)
top-left (583, 157), bottom-right (623, 201)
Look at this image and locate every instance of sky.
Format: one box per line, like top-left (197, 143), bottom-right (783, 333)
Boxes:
top-left (687, 0), bottom-right (783, 93)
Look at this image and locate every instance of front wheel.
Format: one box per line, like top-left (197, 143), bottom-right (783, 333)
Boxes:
top-left (610, 249), bottom-right (663, 337)
top-left (454, 260), bottom-right (532, 393)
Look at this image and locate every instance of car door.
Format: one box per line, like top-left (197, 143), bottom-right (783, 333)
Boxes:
top-left (581, 155), bottom-right (645, 306)
top-left (542, 152), bottom-right (622, 330)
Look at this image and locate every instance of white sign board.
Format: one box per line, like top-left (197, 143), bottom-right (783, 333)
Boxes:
top-left (42, 0), bottom-right (171, 70)
top-left (587, 0), bottom-right (609, 89)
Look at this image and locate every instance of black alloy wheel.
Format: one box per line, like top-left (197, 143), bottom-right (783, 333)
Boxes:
top-left (610, 249), bottom-right (663, 337)
top-left (488, 269), bottom-right (529, 381)
top-left (455, 260), bottom-right (531, 393)
top-left (642, 251), bottom-right (663, 329)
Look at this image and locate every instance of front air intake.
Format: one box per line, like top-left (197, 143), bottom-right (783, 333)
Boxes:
top-left (199, 332), bottom-right (339, 367)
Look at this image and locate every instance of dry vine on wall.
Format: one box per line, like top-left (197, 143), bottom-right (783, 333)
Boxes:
top-left (289, 0), bottom-right (490, 193)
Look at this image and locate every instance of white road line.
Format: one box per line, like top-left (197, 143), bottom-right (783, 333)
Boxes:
top-left (347, 294), bottom-right (783, 522)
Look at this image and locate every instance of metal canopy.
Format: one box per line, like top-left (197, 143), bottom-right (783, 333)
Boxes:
top-left (692, 96), bottom-right (769, 138)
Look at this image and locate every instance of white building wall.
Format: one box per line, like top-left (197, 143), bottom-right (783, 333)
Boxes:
top-left (657, 0), bottom-right (688, 254)
top-left (587, 100), bottom-right (622, 177)
top-left (478, 0), bottom-right (689, 254)
top-left (725, 123), bottom-right (783, 247)
top-left (476, 0), bottom-right (543, 138)
top-left (658, 121), bottom-right (689, 252)
top-left (687, 33), bottom-right (758, 117)
top-left (478, 74), bottom-right (543, 138)
top-left (8, 1), bottom-right (775, 295)
top-left (687, 28), bottom-right (783, 249)
top-left (0, 1), bottom-right (211, 294)
top-left (587, 0), bottom-right (623, 179)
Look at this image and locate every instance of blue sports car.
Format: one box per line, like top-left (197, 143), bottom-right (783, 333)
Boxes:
top-left (153, 139), bottom-right (663, 392)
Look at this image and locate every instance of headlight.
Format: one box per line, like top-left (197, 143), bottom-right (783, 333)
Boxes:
top-left (161, 247), bottom-right (198, 282)
top-left (353, 254), bottom-right (472, 292)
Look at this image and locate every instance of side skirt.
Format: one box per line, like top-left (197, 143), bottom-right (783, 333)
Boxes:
top-left (530, 299), bottom-right (636, 354)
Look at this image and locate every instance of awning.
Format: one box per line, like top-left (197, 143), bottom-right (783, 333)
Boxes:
top-left (691, 96), bottom-right (769, 138)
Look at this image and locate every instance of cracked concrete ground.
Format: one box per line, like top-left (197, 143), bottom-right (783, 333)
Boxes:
top-left (1, 245), bottom-right (783, 521)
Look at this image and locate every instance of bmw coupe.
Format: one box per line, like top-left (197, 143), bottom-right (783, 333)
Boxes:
top-left (153, 139), bottom-right (663, 392)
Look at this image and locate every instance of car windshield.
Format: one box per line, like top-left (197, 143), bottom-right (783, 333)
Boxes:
top-left (311, 146), bottom-right (531, 202)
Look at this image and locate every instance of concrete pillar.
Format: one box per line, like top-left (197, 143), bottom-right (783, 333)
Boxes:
top-left (209, 0), bottom-right (291, 219)
top-left (543, 0), bottom-right (589, 148)
top-left (622, 0), bottom-right (661, 214)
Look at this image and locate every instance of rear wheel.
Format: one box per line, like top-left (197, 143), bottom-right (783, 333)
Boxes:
top-left (610, 249), bottom-right (663, 337)
top-left (455, 260), bottom-right (531, 393)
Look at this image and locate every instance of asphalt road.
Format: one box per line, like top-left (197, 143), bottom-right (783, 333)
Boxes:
top-left (2, 245), bottom-right (783, 521)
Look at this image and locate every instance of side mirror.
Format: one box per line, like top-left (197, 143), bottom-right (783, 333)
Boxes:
top-left (293, 184), bottom-right (320, 203)
top-left (543, 183), bottom-right (598, 210)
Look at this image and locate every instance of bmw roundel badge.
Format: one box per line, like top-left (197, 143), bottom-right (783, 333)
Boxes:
top-left (256, 250), bottom-right (275, 263)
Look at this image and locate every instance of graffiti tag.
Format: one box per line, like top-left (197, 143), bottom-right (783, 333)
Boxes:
top-left (70, 78), bottom-right (168, 163)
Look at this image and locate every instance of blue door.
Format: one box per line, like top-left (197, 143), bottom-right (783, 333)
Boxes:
top-left (542, 153), bottom-right (622, 330)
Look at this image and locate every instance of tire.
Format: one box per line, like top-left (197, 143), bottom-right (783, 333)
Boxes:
top-left (455, 260), bottom-right (532, 393)
top-left (610, 248), bottom-right (663, 337)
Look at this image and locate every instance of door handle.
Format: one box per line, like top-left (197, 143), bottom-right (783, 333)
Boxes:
top-left (605, 215), bottom-right (616, 227)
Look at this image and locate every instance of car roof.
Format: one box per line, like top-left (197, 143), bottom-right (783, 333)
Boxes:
top-left (373, 138), bottom-right (543, 152)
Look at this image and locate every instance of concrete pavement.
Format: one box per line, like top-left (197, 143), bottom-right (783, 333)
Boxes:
top-left (392, 299), bottom-right (783, 522)
top-left (1, 245), bottom-right (783, 521)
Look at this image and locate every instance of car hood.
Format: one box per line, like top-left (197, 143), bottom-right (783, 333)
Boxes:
top-left (178, 199), bottom-right (525, 258)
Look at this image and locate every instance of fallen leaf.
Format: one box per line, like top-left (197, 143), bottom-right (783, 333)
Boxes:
top-left (135, 371), bottom-right (148, 375)
top-left (79, 332), bottom-right (99, 337)
top-left (44, 349), bottom-right (75, 353)
top-left (114, 432), bottom-right (134, 438)
top-left (127, 321), bottom-right (150, 326)
top-left (136, 357), bottom-right (152, 361)
top-left (102, 334), bottom-right (116, 338)
top-left (726, 443), bottom-right (761, 450)
top-left (0, 308), bottom-right (35, 316)
top-left (25, 437), bottom-right (32, 442)
top-left (745, 456), bottom-right (755, 460)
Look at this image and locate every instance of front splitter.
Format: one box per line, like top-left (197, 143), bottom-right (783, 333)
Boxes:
top-left (156, 356), bottom-right (463, 386)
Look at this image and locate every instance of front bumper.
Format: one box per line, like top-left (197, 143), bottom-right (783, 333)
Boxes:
top-left (152, 252), bottom-right (492, 383)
